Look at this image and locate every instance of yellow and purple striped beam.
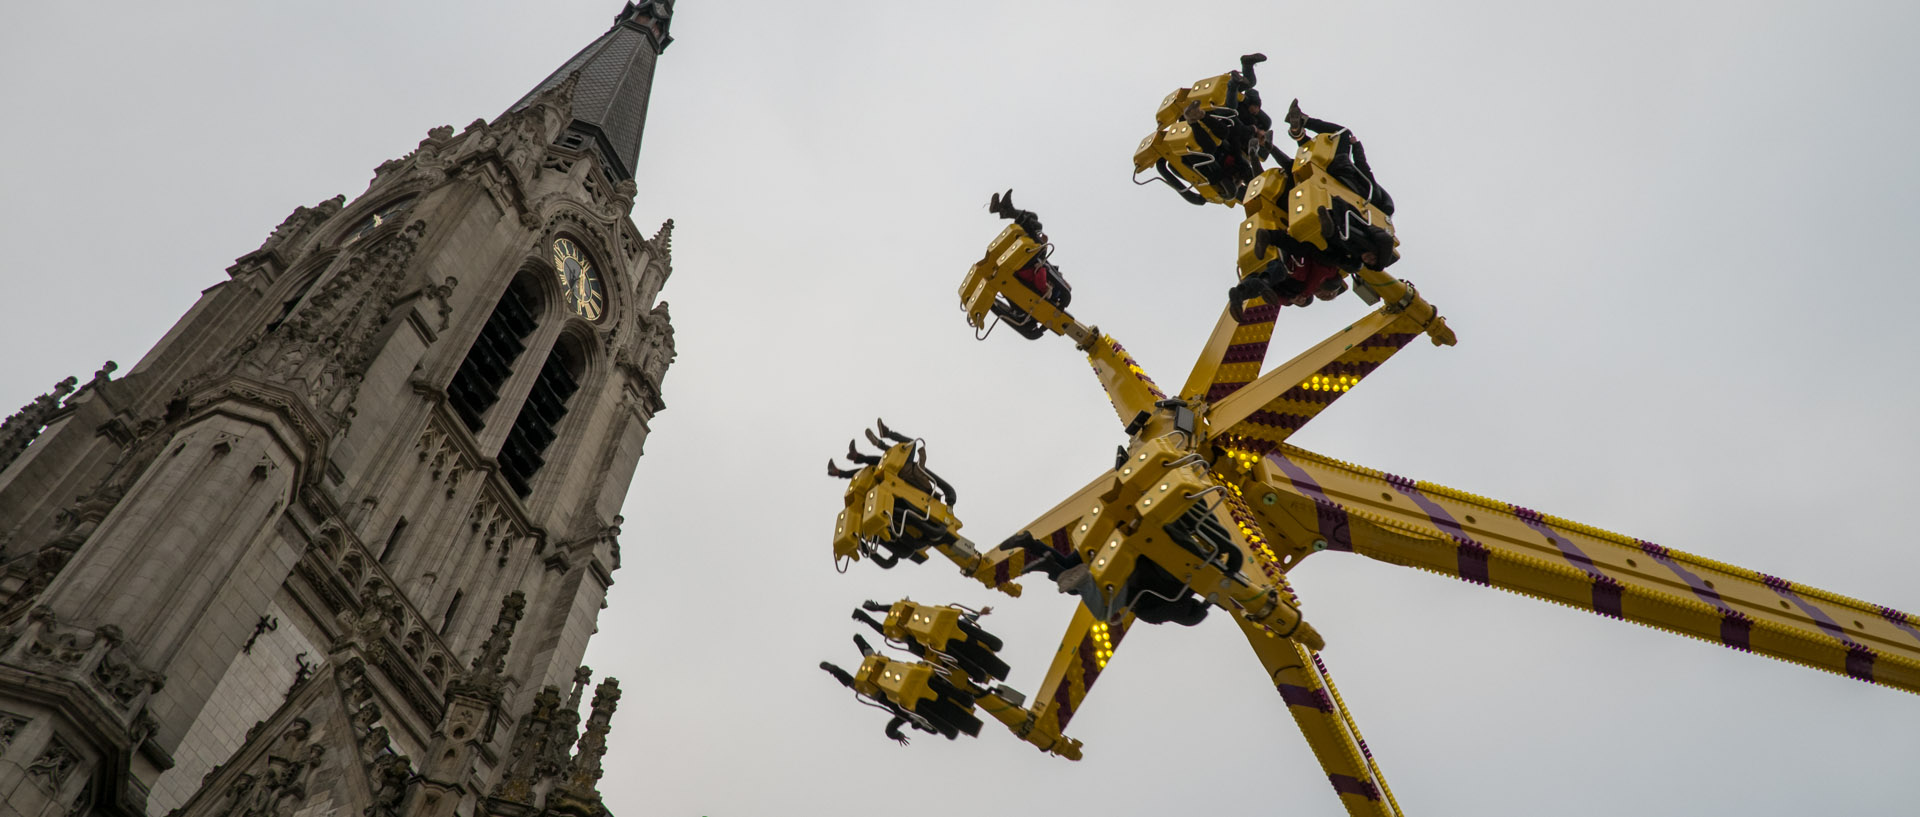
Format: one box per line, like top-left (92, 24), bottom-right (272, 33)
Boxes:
top-left (969, 469), bottom-right (1121, 589)
top-left (1253, 444), bottom-right (1920, 693)
top-left (1209, 309), bottom-right (1427, 457)
top-left (1022, 604), bottom-right (1137, 753)
top-left (1240, 621), bottom-right (1402, 817)
top-left (1179, 301), bottom-right (1280, 405)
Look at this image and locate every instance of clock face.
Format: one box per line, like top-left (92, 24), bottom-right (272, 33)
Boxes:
top-left (347, 198), bottom-right (413, 243)
top-left (551, 238), bottom-right (607, 321)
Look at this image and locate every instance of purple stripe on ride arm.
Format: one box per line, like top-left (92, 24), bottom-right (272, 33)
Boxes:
top-left (1639, 541), bottom-right (1751, 651)
top-left (1881, 606), bottom-right (1920, 645)
top-left (1277, 683), bottom-right (1333, 711)
top-left (1760, 574), bottom-right (1876, 682)
top-left (1049, 528), bottom-right (1073, 555)
top-left (1383, 474), bottom-right (1467, 539)
top-left (1328, 774), bottom-right (1382, 800)
top-left (1381, 473), bottom-right (1488, 585)
top-left (1512, 506), bottom-right (1622, 618)
top-left (1206, 381), bottom-right (1248, 401)
top-left (1222, 342), bottom-right (1268, 364)
top-left (1266, 453), bottom-right (1353, 551)
top-left (1238, 303), bottom-right (1279, 324)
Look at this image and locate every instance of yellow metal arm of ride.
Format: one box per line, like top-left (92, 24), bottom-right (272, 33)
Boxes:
top-left (1241, 624), bottom-right (1403, 817)
top-left (1246, 443), bottom-right (1920, 693)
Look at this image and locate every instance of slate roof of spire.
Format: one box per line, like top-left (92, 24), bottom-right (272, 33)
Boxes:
top-left (509, 1), bottom-right (674, 181)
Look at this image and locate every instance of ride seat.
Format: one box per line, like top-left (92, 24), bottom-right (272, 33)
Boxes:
top-left (1284, 133), bottom-right (1397, 256)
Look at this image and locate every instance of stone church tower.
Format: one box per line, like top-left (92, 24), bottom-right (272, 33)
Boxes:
top-left (0, 3), bottom-right (677, 816)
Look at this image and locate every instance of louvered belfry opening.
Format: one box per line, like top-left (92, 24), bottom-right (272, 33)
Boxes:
top-left (498, 341), bottom-right (582, 497)
top-left (448, 279), bottom-right (541, 431)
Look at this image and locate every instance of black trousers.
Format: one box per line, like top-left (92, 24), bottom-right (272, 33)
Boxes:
top-left (1300, 116), bottom-right (1395, 216)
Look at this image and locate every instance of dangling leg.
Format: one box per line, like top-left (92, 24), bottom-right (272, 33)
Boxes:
top-left (1341, 135), bottom-right (1394, 215)
top-left (1240, 52), bottom-right (1267, 86)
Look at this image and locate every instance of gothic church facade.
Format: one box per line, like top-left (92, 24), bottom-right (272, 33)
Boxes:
top-left (0, 4), bottom-right (677, 816)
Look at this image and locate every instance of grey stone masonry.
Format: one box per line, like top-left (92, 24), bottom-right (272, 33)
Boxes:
top-left (0, 4), bottom-right (676, 816)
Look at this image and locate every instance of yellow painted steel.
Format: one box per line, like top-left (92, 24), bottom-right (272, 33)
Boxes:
top-left (959, 222), bottom-right (1094, 346)
top-left (820, 65), bottom-right (1916, 817)
top-left (1084, 335), bottom-right (1168, 427)
top-left (1241, 624), bottom-right (1402, 817)
top-left (1004, 604), bottom-right (1117, 760)
top-left (1250, 444), bottom-right (1920, 693)
top-left (1133, 121), bottom-right (1241, 205)
top-left (831, 438), bottom-right (1018, 597)
top-left (1236, 168), bottom-right (1292, 278)
top-left (1282, 134), bottom-right (1395, 251)
top-left (852, 653), bottom-right (941, 712)
top-left (832, 440), bottom-right (964, 562)
top-left (1132, 71), bottom-right (1251, 206)
top-left (882, 600), bottom-right (969, 657)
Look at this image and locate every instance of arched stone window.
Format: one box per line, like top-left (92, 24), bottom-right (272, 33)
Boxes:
top-left (497, 337), bottom-right (583, 497)
top-left (447, 277), bottom-right (541, 431)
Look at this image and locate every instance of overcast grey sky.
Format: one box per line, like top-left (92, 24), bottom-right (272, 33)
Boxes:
top-left (4, 2), bottom-right (1919, 815)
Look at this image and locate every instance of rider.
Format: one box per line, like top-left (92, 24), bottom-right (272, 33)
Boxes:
top-left (1285, 99), bottom-right (1394, 216)
top-left (1183, 54), bottom-right (1272, 200)
top-left (1229, 230), bottom-right (1354, 319)
top-left (986, 189), bottom-right (1072, 340)
top-left (988, 188), bottom-right (1046, 243)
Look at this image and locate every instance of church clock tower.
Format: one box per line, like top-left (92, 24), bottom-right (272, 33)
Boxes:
top-left (0, 4), bottom-right (677, 816)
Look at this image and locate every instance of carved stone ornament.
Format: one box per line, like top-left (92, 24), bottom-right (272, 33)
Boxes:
top-left (21, 614), bottom-right (89, 668)
top-left (647, 217), bottom-right (675, 278)
top-left (639, 300), bottom-right (676, 390)
top-left (425, 276), bottom-right (459, 333)
top-left (563, 677), bottom-right (621, 792)
top-left (93, 650), bottom-right (165, 706)
top-left (0, 710), bottom-right (28, 752)
top-left (543, 667), bottom-right (593, 778)
top-left (241, 195), bottom-right (346, 271)
top-left (214, 719), bottom-right (325, 817)
top-left (366, 752), bottom-right (413, 817)
top-left (228, 220), bottom-right (428, 427)
top-left (448, 592), bottom-right (525, 701)
top-left (0, 375), bottom-right (77, 474)
top-left (490, 685), bottom-right (562, 804)
top-left (338, 659), bottom-right (416, 816)
top-left (334, 581), bottom-right (406, 665)
top-left (27, 734), bottom-right (80, 789)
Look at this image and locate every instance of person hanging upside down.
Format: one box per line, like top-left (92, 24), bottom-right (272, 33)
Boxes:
top-left (1179, 53), bottom-right (1272, 201)
top-left (1316, 198), bottom-right (1398, 271)
top-left (986, 189), bottom-right (1072, 339)
top-left (1284, 99), bottom-right (1395, 216)
top-left (1229, 230), bottom-right (1356, 319)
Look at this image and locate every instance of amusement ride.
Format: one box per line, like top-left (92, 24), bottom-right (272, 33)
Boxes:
top-left (813, 56), bottom-right (1920, 816)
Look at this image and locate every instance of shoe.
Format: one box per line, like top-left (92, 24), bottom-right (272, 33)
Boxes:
top-left (1228, 292), bottom-right (1245, 323)
top-left (1241, 52), bottom-right (1267, 66)
top-left (1285, 98), bottom-right (1305, 130)
top-left (1253, 227), bottom-right (1274, 260)
top-left (989, 188), bottom-right (1017, 220)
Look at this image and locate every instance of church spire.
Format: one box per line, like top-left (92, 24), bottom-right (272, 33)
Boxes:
top-left (509, 1), bottom-right (675, 181)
